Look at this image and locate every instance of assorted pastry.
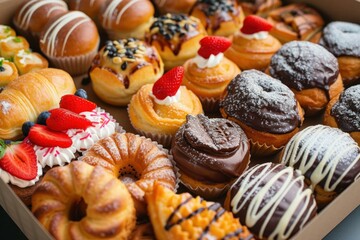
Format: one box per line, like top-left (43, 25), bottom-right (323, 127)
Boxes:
top-left (237, 0), bottom-right (282, 17)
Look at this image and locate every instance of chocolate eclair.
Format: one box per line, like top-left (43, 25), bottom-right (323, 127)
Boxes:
top-left (269, 41), bottom-right (344, 116)
top-left (172, 114), bottom-right (250, 199)
top-left (145, 13), bottom-right (207, 70)
top-left (220, 69), bottom-right (304, 156)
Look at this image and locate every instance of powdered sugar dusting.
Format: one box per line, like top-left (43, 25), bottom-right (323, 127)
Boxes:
top-left (0, 101), bottom-right (11, 114)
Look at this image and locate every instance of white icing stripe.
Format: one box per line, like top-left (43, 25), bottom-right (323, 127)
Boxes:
top-left (281, 125), bottom-right (360, 192)
top-left (230, 163), bottom-right (315, 240)
top-left (102, 0), bottom-right (142, 28)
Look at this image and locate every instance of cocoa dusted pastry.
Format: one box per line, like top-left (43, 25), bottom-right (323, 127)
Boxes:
top-left (267, 3), bottom-right (324, 43)
top-left (319, 21), bottom-right (360, 86)
top-left (172, 114), bottom-right (250, 198)
top-left (190, 0), bottom-right (245, 37)
top-left (145, 13), bottom-right (207, 70)
top-left (220, 69), bottom-right (304, 156)
top-left (324, 85), bottom-right (360, 145)
top-left (225, 162), bottom-right (317, 240)
top-left (280, 125), bottom-right (360, 208)
top-left (269, 41), bottom-right (344, 116)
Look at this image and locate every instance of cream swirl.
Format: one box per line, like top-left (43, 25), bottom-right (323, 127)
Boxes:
top-left (238, 31), bottom-right (269, 40)
top-left (150, 89), bottom-right (181, 106)
top-left (34, 145), bottom-right (76, 168)
top-left (0, 162), bottom-right (42, 188)
top-left (192, 53), bottom-right (224, 69)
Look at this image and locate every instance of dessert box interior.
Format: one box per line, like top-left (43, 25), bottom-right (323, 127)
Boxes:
top-left (0, 0), bottom-right (359, 239)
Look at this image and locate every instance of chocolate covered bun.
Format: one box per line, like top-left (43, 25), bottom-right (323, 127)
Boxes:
top-left (172, 114), bottom-right (250, 198)
top-left (225, 163), bottom-right (317, 240)
top-left (269, 41), bottom-right (344, 115)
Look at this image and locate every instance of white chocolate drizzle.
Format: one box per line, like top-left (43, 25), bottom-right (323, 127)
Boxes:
top-left (280, 125), bottom-right (360, 192)
top-left (101, 0), bottom-right (142, 28)
top-left (230, 163), bottom-right (316, 240)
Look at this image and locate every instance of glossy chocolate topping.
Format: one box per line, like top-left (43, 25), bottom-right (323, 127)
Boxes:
top-left (229, 163), bottom-right (317, 240)
top-left (331, 85), bottom-right (360, 132)
top-left (281, 125), bottom-right (360, 193)
top-left (220, 70), bottom-right (301, 134)
top-left (172, 114), bottom-right (250, 183)
top-left (270, 41), bottom-right (339, 92)
top-left (320, 21), bottom-right (360, 58)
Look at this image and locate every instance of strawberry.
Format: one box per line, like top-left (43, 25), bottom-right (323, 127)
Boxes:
top-left (28, 124), bottom-right (72, 148)
top-left (0, 140), bottom-right (37, 180)
top-left (46, 108), bottom-right (92, 131)
top-left (60, 94), bottom-right (96, 114)
top-left (240, 15), bottom-right (273, 34)
top-left (152, 66), bottom-right (184, 100)
top-left (197, 36), bottom-right (232, 59)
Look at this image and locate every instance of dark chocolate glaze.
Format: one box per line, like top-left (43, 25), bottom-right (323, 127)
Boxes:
top-left (220, 70), bottom-right (301, 134)
top-left (269, 41), bottom-right (339, 92)
top-left (320, 21), bottom-right (360, 58)
top-left (172, 114), bottom-right (250, 183)
top-left (331, 85), bottom-right (360, 132)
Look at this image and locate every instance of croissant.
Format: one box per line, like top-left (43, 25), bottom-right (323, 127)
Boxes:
top-left (0, 68), bottom-right (76, 140)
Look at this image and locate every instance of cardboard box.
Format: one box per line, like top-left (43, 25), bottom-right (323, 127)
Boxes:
top-left (0, 0), bottom-right (359, 239)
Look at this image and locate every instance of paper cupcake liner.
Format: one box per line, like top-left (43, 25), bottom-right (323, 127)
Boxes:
top-left (134, 128), bottom-right (174, 149)
top-left (180, 177), bottom-right (230, 199)
top-left (199, 96), bottom-right (220, 113)
top-left (250, 139), bottom-right (282, 157)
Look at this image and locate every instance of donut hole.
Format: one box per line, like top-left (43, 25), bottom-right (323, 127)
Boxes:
top-left (119, 165), bottom-right (140, 184)
top-left (69, 197), bottom-right (88, 222)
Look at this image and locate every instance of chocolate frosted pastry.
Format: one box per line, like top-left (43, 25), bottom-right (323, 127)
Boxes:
top-left (267, 3), bottom-right (324, 43)
top-left (90, 38), bottom-right (164, 106)
top-left (269, 41), bottom-right (343, 115)
top-left (172, 114), bottom-right (250, 198)
top-left (220, 70), bottom-right (304, 156)
top-left (237, 0), bottom-right (282, 16)
top-left (320, 21), bottom-right (360, 86)
top-left (324, 85), bottom-right (360, 146)
top-left (225, 163), bottom-right (317, 240)
top-left (280, 125), bottom-right (360, 208)
top-left (190, 0), bottom-right (245, 37)
top-left (145, 13), bottom-right (207, 70)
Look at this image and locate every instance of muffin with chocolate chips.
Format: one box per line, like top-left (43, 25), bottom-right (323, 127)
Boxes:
top-left (89, 38), bottom-right (164, 106)
top-left (145, 13), bottom-right (207, 70)
top-left (172, 114), bottom-right (250, 199)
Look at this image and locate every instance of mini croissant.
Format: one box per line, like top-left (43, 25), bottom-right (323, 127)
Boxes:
top-left (0, 68), bottom-right (76, 140)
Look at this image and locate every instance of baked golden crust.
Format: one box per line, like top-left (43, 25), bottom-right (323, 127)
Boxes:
top-left (0, 36), bottom-right (29, 59)
top-left (13, 50), bottom-right (48, 75)
top-left (239, 0), bottom-right (282, 17)
top-left (32, 161), bottom-right (136, 240)
top-left (0, 68), bottom-right (76, 140)
top-left (0, 60), bottom-right (18, 86)
top-left (0, 25), bottom-right (16, 40)
top-left (153, 0), bottom-right (196, 14)
top-left (68, 0), bottom-right (106, 25)
top-left (338, 56), bottom-right (360, 86)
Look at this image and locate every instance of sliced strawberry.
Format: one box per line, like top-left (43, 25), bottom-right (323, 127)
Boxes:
top-left (46, 108), bottom-right (92, 131)
top-left (152, 66), bottom-right (184, 100)
top-left (60, 94), bottom-right (96, 114)
top-left (0, 140), bottom-right (37, 180)
top-left (240, 15), bottom-right (273, 34)
top-left (197, 36), bottom-right (232, 59)
top-left (28, 124), bottom-right (72, 148)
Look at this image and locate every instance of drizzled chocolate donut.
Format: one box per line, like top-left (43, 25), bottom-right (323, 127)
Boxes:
top-left (269, 41), bottom-right (344, 115)
top-left (220, 70), bottom-right (304, 155)
top-left (225, 162), bottom-right (317, 240)
top-left (172, 114), bottom-right (250, 198)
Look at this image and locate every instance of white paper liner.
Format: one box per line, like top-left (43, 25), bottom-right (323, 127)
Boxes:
top-left (250, 139), bottom-right (282, 157)
top-left (198, 96), bottom-right (220, 113)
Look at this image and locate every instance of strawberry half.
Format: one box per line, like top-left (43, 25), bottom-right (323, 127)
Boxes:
top-left (60, 94), bottom-right (97, 114)
top-left (46, 108), bottom-right (92, 131)
top-left (0, 140), bottom-right (37, 180)
top-left (28, 124), bottom-right (72, 148)
top-left (240, 15), bottom-right (273, 34)
top-left (197, 36), bottom-right (232, 59)
top-left (152, 66), bottom-right (184, 100)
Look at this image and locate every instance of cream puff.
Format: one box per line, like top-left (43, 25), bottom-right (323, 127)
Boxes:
top-left (0, 58), bottom-right (18, 87)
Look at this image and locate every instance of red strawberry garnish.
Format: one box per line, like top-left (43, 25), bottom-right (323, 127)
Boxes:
top-left (46, 108), bottom-right (92, 131)
top-left (0, 140), bottom-right (37, 180)
top-left (60, 94), bottom-right (97, 114)
top-left (197, 36), bottom-right (232, 59)
top-left (28, 124), bottom-right (72, 148)
top-left (152, 66), bottom-right (184, 100)
top-left (240, 15), bottom-right (273, 34)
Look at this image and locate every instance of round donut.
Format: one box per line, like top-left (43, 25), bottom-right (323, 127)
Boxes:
top-left (32, 161), bottom-right (136, 240)
top-left (80, 132), bottom-right (177, 217)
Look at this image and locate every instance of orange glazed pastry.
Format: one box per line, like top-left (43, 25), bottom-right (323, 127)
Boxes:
top-left (81, 132), bottom-right (177, 217)
top-left (225, 15), bottom-right (281, 71)
top-left (183, 36), bottom-right (240, 112)
top-left (0, 36), bottom-right (30, 60)
top-left (237, 0), bottom-right (282, 16)
top-left (13, 49), bottom-right (48, 75)
top-left (128, 67), bottom-right (203, 147)
top-left (0, 25), bottom-right (16, 40)
top-left (32, 161), bottom-right (136, 240)
top-left (147, 183), bottom-right (254, 240)
top-left (190, 0), bottom-right (245, 37)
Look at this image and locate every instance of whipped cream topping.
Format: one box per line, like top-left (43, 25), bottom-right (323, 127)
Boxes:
top-left (238, 31), bottom-right (269, 40)
top-left (150, 88), bottom-right (181, 106)
top-left (34, 145), bottom-right (76, 168)
top-left (16, 49), bottom-right (42, 65)
top-left (192, 53), bottom-right (224, 69)
top-left (0, 162), bottom-right (42, 188)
